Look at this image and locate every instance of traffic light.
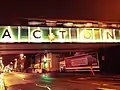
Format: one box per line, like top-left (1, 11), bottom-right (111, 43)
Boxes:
top-left (44, 62), bottom-right (48, 68)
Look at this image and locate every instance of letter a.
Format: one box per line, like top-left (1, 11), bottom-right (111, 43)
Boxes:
top-left (2, 29), bottom-right (11, 38)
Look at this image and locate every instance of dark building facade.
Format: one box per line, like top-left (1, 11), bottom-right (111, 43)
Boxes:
top-left (99, 45), bottom-right (120, 74)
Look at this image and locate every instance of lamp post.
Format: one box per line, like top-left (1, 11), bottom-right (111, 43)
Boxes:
top-left (19, 54), bottom-right (26, 72)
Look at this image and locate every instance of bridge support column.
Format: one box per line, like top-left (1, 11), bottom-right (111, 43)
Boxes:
top-left (50, 53), bottom-right (60, 72)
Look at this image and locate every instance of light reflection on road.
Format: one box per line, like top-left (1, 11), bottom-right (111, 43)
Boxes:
top-left (3, 72), bottom-right (120, 90)
top-left (14, 73), bottom-right (26, 78)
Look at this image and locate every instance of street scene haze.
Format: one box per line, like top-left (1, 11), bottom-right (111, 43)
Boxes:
top-left (0, 0), bottom-right (120, 90)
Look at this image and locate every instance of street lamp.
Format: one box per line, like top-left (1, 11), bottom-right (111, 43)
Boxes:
top-left (20, 54), bottom-right (24, 57)
top-left (0, 57), bottom-right (3, 60)
top-left (14, 58), bottom-right (17, 61)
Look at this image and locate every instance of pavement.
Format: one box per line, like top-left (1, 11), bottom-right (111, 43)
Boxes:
top-left (2, 72), bottom-right (120, 90)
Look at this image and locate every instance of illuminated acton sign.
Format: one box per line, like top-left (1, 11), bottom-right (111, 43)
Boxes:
top-left (0, 26), bottom-right (120, 43)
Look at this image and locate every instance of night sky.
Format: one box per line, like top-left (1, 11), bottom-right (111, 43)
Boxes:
top-left (0, 0), bottom-right (120, 24)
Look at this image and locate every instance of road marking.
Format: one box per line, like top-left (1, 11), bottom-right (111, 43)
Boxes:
top-left (36, 84), bottom-right (51, 90)
top-left (92, 83), bottom-right (101, 85)
top-left (103, 84), bottom-right (109, 86)
top-left (68, 80), bottom-right (81, 83)
top-left (97, 87), bottom-right (116, 90)
top-left (78, 78), bottom-right (88, 80)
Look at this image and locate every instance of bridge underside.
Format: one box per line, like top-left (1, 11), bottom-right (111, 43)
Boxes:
top-left (0, 43), bottom-right (118, 54)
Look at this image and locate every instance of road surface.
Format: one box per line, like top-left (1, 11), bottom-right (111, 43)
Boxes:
top-left (2, 72), bottom-right (120, 90)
